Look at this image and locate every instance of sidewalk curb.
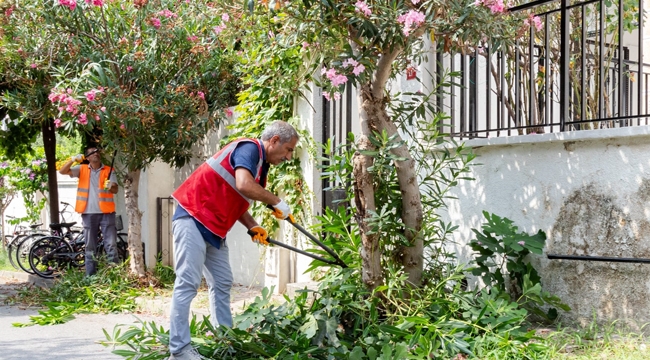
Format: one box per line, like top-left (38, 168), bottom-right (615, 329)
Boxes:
top-left (0, 270), bottom-right (53, 288)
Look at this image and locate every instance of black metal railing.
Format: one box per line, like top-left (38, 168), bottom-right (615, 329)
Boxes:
top-left (442, 0), bottom-right (648, 139)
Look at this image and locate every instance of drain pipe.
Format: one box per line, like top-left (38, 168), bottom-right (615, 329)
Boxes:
top-left (547, 254), bottom-right (650, 264)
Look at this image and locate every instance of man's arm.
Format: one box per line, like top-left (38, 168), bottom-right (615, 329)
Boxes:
top-left (59, 158), bottom-right (76, 176)
top-left (235, 168), bottom-right (280, 206)
top-left (238, 211), bottom-right (258, 229)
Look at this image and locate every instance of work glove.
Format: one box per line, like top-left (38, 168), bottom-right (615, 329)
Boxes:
top-left (103, 179), bottom-right (112, 190)
top-left (248, 226), bottom-right (269, 246)
top-left (71, 154), bottom-right (84, 163)
top-left (271, 199), bottom-right (292, 220)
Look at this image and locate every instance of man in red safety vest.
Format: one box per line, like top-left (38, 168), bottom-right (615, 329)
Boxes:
top-left (168, 120), bottom-right (298, 360)
top-left (60, 146), bottom-right (119, 276)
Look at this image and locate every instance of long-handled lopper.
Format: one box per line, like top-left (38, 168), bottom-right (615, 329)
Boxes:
top-left (247, 205), bottom-right (348, 268)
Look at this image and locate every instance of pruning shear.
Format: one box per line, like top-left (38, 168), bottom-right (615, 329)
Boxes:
top-left (247, 205), bottom-right (348, 268)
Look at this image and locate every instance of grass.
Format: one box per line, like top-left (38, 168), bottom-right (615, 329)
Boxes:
top-left (0, 247), bottom-right (16, 272)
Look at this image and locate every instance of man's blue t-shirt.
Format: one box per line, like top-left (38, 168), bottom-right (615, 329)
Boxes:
top-left (173, 141), bottom-right (269, 248)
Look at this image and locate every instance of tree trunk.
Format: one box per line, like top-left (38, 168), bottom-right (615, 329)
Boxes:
top-left (378, 118), bottom-right (424, 286)
top-left (354, 87), bottom-right (382, 290)
top-left (42, 119), bottom-right (59, 224)
top-left (124, 168), bottom-right (146, 277)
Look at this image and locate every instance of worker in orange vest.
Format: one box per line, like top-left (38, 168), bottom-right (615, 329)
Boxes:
top-left (60, 146), bottom-right (119, 276)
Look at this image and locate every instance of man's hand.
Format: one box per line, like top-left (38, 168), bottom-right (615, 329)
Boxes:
top-left (248, 226), bottom-right (269, 246)
top-left (103, 179), bottom-right (111, 190)
top-left (272, 199), bottom-right (292, 220)
top-left (71, 154), bottom-right (84, 163)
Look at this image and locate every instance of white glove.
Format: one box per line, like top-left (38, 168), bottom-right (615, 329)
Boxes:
top-left (71, 154), bottom-right (84, 162)
top-left (272, 199), bottom-right (292, 220)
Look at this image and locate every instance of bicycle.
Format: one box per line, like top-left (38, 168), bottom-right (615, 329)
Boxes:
top-left (11, 202), bottom-right (81, 274)
top-left (5, 215), bottom-right (46, 271)
top-left (28, 229), bottom-right (128, 279)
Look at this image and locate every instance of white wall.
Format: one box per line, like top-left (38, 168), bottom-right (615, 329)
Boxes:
top-left (443, 125), bottom-right (650, 329)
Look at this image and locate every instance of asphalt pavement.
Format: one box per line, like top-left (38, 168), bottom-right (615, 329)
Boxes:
top-left (0, 270), bottom-right (278, 360)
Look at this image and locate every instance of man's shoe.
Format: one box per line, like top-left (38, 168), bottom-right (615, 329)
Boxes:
top-left (168, 344), bottom-right (203, 360)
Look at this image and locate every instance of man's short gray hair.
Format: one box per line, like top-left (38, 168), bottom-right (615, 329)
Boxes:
top-left (261, 121), bottom-right (299, 144)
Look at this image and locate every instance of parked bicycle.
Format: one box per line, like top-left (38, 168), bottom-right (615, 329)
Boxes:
top-left (28, 229), bottom-right (128, 279)
top-left (5, 215), bottom-right (47, 272)
top-left (9, 202), bottom-right (80, 274)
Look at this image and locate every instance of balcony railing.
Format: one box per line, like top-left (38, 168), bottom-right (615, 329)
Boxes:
top-left (440, 0), bottom-right (648, 139)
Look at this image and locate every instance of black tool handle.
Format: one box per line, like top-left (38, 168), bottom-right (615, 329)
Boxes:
top-left (266, 204), bottom-right (347, 268)
top-left (247, 230), bottom-right (338, 265)
top-left (105, 150), bottom-right (118, 189)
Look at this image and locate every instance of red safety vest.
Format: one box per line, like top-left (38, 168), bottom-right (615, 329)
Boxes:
top-left (75, 165), bottom-right (115, 213)
top-left (172, 138), bottom-right (265, 238)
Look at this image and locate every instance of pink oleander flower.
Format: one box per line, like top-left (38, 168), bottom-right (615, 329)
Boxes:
top-left (54, 118), bottom-right (62, 128)
top-left (224, 108), bottom-right (233, 117)
top-left (518, 241), bottom-right (525, 246)
top-left (187, 35), bottom-right (199, 42)
top-left (30, 63), bottom-right (37, 69)
top-left (222, 13), bottom-right (229, 22)
top-left (85, 90), bottom-right (96, 101)
top-left (355, 1), bottom-right (371, 17)
top-left (84, 0), bottom-right (103, 6)
top-left (477, 0), bottom-right (506, 14)
top-left (325, 68), bottom-right (348, 87)
top-left (213, 24), bottom-right (226, 35)
top-left (397, 10), bottom-right (426, 36)
top-left (120, 124), bottom-right (125, 129)
top-left (352, 64), bottom-right (365, 76)
top-left (197, 91), bottom-right (205, 100)
top-left (158, 9), bottom-right (178, 18)
top-left (94, 115), bottom-right (100, 120)
top-left (100, 106), bottom-right (106, 112)
top-left (302, 42), bottom-right (310, 49)
top-left (58, 0), bottom-right (77, 11)
top-left (67, 88), bottom-right (73, 94)
top-left (412, 0), bottom-right (420, 4)
top-left (342, 58), bottom-right (358, 68)
top-left (323, 92), bottom-right (331, 101)
top-left (524, 14), bottom-right (543, 31)
top-left (5, 6), bottom-right (14, 17)
top-left (127, 66), bottom-right (133, 72)
top-left (333, 92), bottom-right (341, 101)
top-left (76, 113), bottom-right (88, 125)
top-left (150, 17), bottom-right (161, 29)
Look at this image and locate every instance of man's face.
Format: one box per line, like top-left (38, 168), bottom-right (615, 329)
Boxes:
top-left (85, 148), bottom-right (100, 161)
top-left (267, 136), bottom-right (298, 165)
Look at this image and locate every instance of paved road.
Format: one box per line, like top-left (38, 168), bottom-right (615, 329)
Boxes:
top-left (0, 270), bottom-right (278, 360)
top-left (0, 306), bottom-right (166, 360)
top-left (0, 271), bottom-right (168, 360)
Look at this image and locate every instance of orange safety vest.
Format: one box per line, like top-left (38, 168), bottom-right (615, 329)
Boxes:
top-left (75, 165), bottom-right (115, 213)
top-left (172, 138), bottom-right (265, 238)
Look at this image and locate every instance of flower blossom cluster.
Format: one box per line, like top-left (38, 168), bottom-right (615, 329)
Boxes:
top-left (475, 0), bottom-right (506, 14)
top-left (342, 58), bottom-right (365, 76)
top-left (355, 1), bottom-right (371, 17)
top-left (49, 88), bottom-right (100, 127)
top-left (158, 9), bottom-right (178, 18)
top-left (58, 0), bottom-right (77, 11)
top-left (5, 6), bottom-right (14, 17)
top-left (84, 0), bottom-right (103, 6)
top-left (524, 14), bottom-right (543, 31)
top-left (151, 17), bottom-right (162, 29)
top-left (397, 10), bottom-right (426, 37)
top-left (84, 87), bottom-right (104, 101)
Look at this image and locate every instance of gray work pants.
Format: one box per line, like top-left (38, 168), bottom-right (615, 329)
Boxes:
top-left (81, 213), bottom-right (118, 276)
top-left (169, 216), bottom-right (233, 354)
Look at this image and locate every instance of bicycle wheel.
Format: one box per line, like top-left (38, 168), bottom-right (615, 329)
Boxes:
top-left (15, 233), bottom-right (46, 274)
top-left (6, 234), bottom-right (26, 270)
top-left (117, 233), bottom-right (129, 262)
top-left (28, 237), bottom-right (74, 279)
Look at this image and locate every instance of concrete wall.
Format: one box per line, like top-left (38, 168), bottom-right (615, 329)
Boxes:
top-left (443, 125), bottom-right (650, 329)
